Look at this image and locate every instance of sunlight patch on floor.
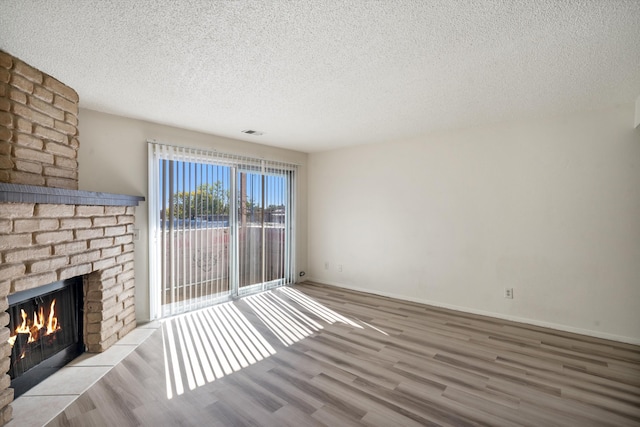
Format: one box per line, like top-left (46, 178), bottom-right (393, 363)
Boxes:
top-left (279, 287), bottom-right (363, 328)
top-left (161, 287), bottom-right (387, 399)
top-left (244, 292), bottom-right (324, 346)
top-left (161, 301), bottom-right (275, 399)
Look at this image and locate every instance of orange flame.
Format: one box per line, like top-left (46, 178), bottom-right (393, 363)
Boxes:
top-left (47, 300), bottom-right (58, 334)
top-left (7, 300), bottom-right (61, 348)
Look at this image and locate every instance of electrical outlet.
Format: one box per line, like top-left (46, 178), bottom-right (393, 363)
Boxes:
top-left (133, 228), bottom-right (140, 241)
top-left (324, 262), bottom-right (329, 270)
top-left (338, 264), bottom-right (343, 272)
top-left (504, 288), bottom-right (514, 299)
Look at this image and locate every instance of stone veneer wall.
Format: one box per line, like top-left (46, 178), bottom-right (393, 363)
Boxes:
top-left (0, 50), bottom-right (79, 190)
top-left (0, 202), bottom-right (137, 424)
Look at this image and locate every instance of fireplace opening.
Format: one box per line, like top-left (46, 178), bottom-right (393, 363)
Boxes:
top-left (7, 276), bottom-right (84, 398)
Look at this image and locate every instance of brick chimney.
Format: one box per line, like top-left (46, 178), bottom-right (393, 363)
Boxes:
top-left (0, 50), bottom-right (79, 189)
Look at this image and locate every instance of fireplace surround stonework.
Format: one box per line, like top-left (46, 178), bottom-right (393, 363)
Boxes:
top-left (0, 51), bottom-right (144, 424)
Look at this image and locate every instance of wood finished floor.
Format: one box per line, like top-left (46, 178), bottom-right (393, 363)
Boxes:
top-left (47, 282), bottom-right (640, 427)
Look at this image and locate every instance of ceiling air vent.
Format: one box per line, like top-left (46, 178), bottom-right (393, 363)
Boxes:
top-left (242, 129), bottom-right (264, 136)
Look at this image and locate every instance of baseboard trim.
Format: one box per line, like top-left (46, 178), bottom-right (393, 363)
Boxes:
top-left (304, 277), bottom-right (640, 346)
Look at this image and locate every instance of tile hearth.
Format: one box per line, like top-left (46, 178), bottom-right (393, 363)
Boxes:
top-left (7, 322), bottom-right (159, 427)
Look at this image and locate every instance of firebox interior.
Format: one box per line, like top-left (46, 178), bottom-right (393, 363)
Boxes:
top-left (7, 276), bottom-right (84, 398)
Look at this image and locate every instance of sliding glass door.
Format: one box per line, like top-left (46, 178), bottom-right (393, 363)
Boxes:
top-left (237, 171), bottom-right (291, 294)
top-left (148, 143), bottom-right (296, 318)
top-left (155, 158), bottom-right (232, 316)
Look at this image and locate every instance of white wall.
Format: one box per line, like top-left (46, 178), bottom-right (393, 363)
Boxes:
top-left (308, 105), bottom-right (640, 343)
top-left (77, 109), bottom-right (308, 323)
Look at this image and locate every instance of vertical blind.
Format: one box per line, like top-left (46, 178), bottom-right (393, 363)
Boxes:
top-left (148, 141), bottom-right (297, 318)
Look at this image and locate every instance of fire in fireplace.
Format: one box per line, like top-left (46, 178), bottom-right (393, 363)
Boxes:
top-left (6, 277), bottom-right (84, 398)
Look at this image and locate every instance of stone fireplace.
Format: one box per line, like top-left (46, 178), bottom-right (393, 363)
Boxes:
top-left (0, 51), bottom-right (144, 424)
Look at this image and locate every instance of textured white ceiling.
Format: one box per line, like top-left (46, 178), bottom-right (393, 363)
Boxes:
top-left (1, 1), bottom-right (639, 152)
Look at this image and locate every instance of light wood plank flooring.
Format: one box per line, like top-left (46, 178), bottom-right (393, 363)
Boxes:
top-left (47, 282), bottom-right (640, 426)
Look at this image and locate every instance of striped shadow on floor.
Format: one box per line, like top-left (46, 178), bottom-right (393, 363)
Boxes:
top-left (160, 286), bottom-right (381, 400)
